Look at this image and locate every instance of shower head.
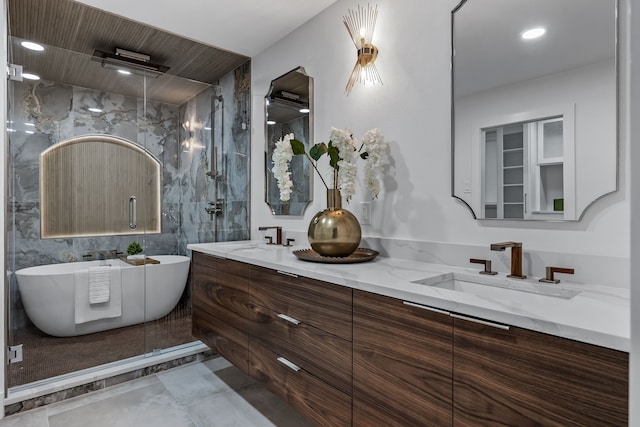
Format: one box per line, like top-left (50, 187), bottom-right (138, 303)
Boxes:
top-left (91, 48), bottom-right (170, 78)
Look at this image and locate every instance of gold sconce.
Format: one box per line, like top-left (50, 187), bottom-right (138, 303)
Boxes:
top-left (343, 3), bottom-right (382, 95)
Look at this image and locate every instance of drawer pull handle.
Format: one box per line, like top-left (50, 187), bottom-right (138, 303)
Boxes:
top-left (450, 313), bottom-right (510, 330)
top-left (276, 270), bottom-right (298, 278)
top-left (277, 357), bottom-right (301, 372)
top-left (403, 301), bottom-right (451, 315)
top-left (277, 313), bottom-right (301, 325)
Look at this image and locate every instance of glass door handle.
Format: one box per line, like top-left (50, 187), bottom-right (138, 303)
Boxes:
top-left (129, 196), bottom-right (137, 229)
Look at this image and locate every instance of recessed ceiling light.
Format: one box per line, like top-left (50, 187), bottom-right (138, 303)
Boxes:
top-left (299, 108), bottom-right (310, 114)
top-left (22, 73), bottom-right (40, 80)
top-left (21, 41), bottom-right (44, 51)
top-left (267, 120), bottom-right (276, 125)
top-left (117, 69), bottom-right (132, 75)
top-left (521, 27), bottom-right (546, 40)
top-left (88, 107), bottom-right (103, 113)
top-left (24, 122), bottom-right (35, 127)
top-left (25, 130), bottom-right (35, 135)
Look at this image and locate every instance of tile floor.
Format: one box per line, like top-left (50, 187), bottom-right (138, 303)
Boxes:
top-left (0, 357), bottom-right (314, 427)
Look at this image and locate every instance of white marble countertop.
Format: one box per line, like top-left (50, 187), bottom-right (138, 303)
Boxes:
top-left (187, 241), bottom-right (630, 352)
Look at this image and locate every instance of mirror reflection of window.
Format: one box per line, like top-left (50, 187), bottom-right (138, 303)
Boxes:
top-left (482, 117), bottom-right (564, 220)
top-left (451, 0), bottom-right (617, 221)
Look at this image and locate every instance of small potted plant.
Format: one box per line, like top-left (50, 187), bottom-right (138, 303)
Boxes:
top-left (126, 241), bottom-right (144, 260)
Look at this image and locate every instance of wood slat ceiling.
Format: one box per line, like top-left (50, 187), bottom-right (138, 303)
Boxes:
top-left (8, 0), bottom-right (250, 105)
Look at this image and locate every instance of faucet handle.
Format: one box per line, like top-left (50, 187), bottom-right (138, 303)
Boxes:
top-left (283, 238), bottom-right (295, 247)
top-left (539, 266), bottom-right (574, 284)
top-left (470, 258), bottom-right (498, 275)
top-left (265, 236), bottom-right (274, 245)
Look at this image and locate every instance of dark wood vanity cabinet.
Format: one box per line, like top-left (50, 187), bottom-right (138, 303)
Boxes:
top-left (453, 317), bottom-right (629, 426)
top-left (192, 253), bottom-right (629, 427)
top-left (192, 252), bottom-right (252, 373)
top-left (353, 290), bottom-right (453, 427)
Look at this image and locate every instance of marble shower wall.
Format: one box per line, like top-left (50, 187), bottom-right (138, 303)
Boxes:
top-left (179, 61), bottom-right (251, 250)
top-left (8, 79), bottom-right (181, 272)
top-left (7, 61), bottom-right (251, 328)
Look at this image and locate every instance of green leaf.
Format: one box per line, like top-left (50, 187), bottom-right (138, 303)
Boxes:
top-left (327, 142), bottom-right (340, 169)
top-left (360, 152), bottom-right (369, 160)
top-left (290, 139), bottom-right (306, 155)
top-left (309, 142), bottom-right (328, 160)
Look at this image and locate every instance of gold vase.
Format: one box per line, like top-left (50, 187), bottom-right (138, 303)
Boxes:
top-left (308, 189), bottom-right (361, 257)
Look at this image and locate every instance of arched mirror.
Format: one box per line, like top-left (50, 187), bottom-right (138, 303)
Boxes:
top-left (264, 66), bottom-right (313, 216)
top-left (452, 0), bottom-right (617, 220)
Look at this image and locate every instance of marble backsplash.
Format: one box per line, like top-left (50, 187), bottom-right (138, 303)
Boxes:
top-left (7, 61), bottom-right (251, 328)
top-left (272, 230), bottom-right (629, 288)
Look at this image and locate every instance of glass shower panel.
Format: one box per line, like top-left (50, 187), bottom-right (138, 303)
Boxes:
top-left (6, 40), bottom-right (154, 388)
top-left (141, 71), bottom-right (211, 356)
top-left (6, 28), bottom-right (250, 391)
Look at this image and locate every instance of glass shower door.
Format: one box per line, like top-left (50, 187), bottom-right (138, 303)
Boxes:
top-left (4, 39), bottom-right (161, 388)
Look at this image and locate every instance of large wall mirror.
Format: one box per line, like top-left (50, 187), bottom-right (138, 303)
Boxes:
top-left (265, 66), bottom-right (313, 216)
top-left (452, 0), bottom-right (617, 221)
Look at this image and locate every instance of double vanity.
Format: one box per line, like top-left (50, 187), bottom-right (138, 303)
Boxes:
top-left (188, 241), bottom-right (629, 426)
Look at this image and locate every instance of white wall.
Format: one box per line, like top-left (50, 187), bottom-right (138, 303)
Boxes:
top-left (628, 0), bottom-right (639, 422)
top-left (251, 0), bottom-right (630, 259)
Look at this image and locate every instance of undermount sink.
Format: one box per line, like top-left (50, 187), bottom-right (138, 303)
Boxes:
top-left (412, 273), bottom-right (581, 300)
top-left (225, 242), bottom-right (273, 252)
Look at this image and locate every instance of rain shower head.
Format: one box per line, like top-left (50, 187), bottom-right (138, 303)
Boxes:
top-left (91, 48), bottom-right (170, 77)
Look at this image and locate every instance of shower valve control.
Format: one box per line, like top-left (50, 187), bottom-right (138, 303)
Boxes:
top-left (205, 199), bottom-right (224, 219)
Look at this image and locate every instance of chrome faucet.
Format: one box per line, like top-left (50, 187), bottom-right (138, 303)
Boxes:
top-left (490, 241), bottom-right (526, 279)
top-left (258, 226), bottom-right (282, 245)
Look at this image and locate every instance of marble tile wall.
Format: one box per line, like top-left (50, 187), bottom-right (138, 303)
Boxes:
top-left (178, 61), bottom-right (251, 251)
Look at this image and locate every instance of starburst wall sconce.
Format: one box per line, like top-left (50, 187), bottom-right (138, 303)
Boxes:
top-left (343, 3), bottom-right (382, 96)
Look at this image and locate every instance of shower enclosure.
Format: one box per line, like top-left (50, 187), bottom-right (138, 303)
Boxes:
top-left (4, 2), bottom-right (251, 399)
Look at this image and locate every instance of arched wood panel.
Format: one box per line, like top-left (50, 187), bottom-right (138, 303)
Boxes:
top-left (40, 134), bottom-right (161, 238)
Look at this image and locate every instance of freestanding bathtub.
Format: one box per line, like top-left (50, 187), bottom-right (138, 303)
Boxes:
top-left (15, 255), bottom-right (190, 337)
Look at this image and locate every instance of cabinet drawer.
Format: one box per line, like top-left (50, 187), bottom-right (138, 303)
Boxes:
top-left (249, 304), bottom-right (352, 395)
top-left (249, 265), bottom-right (352, 340)
top-left (248, 337), bottom-right (352, 427)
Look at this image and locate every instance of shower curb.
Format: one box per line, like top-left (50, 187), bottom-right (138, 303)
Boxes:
top-left (4, 343), bottom-right (214, 416)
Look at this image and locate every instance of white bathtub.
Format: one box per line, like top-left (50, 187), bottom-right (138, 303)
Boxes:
top-left (15, 255), bottom-right (190, 337)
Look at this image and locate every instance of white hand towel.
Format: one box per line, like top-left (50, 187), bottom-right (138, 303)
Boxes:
top-left (89, 266), bottom-right (111, 304)
top-left (75, 266), bottom-right (122, 324)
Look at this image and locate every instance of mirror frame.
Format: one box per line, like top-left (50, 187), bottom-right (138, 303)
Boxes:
top-left (450, 0), bottom-right (619, 221)
top-left (264, 66), bottom-right (314, 216)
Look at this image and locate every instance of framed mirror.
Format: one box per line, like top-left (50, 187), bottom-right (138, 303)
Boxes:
top-left (264, 67), bottom-right (313, 216)
top-left (452, 0), bottom-right (617, 220)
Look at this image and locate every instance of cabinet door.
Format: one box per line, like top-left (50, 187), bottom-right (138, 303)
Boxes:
top-left (192, 253), bottom-right (251, 373)
top-left (353, 290), bottom-right (453, 427)
top-left (453, 317), bottom-right (628, 426)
